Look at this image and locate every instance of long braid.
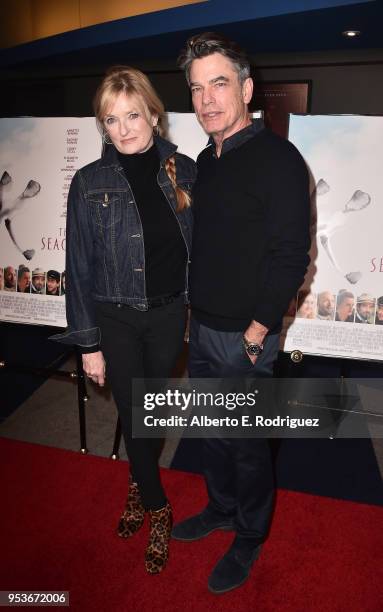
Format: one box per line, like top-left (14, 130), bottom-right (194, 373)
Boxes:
top-left (164, 156), bottom-right (191, 212)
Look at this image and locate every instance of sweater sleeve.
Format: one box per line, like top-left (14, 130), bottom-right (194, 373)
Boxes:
top-left (252, 145), bottom-right (311, 330)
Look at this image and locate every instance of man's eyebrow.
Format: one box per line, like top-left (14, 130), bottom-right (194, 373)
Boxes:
top-left (210, 76), bottom-right (229, 84)
top-left (190, 75), bottom-right (230, 88)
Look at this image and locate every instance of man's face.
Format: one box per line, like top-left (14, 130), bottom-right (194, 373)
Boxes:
top-left (189, 53), bottom-right (253, 144)
top-left (337, 297), bottom-right (354, 321)
top-left (47, 277), bottom-right (59, 294)
top-left (318, 291), bottom-right (335, 317)
top-left (4, 266), bottom-right (16, 288)
top-left (33, 274), bottom-right (45, 291)
top-left (18, 271), bottom-right (30, 292)
top-left (377, 305), bottom-right (383, 321)
top-left (357, 301), bottom-right (374, 319)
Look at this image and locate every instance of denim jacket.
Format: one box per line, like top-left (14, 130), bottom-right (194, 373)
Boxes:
top-left (52, 135), bottom-right (196, 347)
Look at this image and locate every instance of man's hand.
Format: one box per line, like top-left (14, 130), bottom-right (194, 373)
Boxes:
top-left (243, 320), bottom-right (269, 365)
top-left (82, 351), bottom-right (106, 386)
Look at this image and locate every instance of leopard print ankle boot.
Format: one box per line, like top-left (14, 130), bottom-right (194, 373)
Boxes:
top-left (117, 476), bottom-right (145, 538)
top-left (145, 502), bottom-right (173, 574)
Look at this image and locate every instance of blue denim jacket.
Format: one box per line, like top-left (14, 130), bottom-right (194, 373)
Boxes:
top-left (53, 135), bottom-right (196, 347)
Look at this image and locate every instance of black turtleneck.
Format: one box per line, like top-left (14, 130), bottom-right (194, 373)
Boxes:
top-left (117, 144), bottom-right (187, 298)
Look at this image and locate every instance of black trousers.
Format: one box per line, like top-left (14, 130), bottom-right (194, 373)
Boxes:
top-left (95, 297), bottom-right (186, 510)
top-left (188, 316), bottom-right (280, 543)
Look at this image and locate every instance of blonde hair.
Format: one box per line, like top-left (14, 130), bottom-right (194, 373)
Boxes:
top-left (93, 65), bottom-right (190, 212)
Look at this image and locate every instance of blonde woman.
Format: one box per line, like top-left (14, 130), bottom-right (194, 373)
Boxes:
top-left (296, 290), bottom-right (317, 319)
top-left (55, 66), bottom-right (196, 574)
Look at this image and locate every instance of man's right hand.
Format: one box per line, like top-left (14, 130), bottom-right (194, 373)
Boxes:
top-left (82, 351), bottom-right (106, 387)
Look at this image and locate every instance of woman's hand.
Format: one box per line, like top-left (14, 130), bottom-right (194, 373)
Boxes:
top-left (82, 351), bottom-right (106, 386)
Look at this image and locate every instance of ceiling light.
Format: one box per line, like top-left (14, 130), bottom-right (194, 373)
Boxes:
top-left (342, 30), bottom-right (361, 38)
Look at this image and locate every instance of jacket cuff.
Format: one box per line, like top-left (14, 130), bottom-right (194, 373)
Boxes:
top-left (78, 344), bottom-right (100, 354)
top-left (49, 326), bottom-right (101, 347)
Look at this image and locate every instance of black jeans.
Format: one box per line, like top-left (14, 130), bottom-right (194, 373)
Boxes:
top-left (188, 316), bottom-right (280, 544)
top-left (96, 297), bottom-right (186, 510)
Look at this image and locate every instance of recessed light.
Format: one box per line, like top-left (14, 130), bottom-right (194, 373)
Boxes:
top-left (342, 30), bottom-right (361, 38)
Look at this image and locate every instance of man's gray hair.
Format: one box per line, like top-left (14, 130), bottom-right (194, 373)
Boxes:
top-left (337, 289), bottom-right (354, 306)
top-left (178, 32), bottom-right (251, 85)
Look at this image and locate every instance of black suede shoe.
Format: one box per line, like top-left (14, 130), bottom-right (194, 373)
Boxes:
top-left (208, 538), bottom-right (262, 594)
top-left (171, 509), bottom-right (233, 541)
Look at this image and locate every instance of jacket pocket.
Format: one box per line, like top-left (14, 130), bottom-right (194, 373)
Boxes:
top-left (88, 192), bottom-right (123, 228)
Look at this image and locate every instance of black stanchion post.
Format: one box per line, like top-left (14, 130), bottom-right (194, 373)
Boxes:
top-left (110, 417), bottom-right (122, 460)
top-left (75, 348), bottom-right (89, 454)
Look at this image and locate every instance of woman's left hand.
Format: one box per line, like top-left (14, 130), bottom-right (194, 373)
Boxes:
top-left (82, 351), bottom-right (106, 386)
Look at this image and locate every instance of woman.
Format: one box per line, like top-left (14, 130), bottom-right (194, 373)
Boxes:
top-left (296, 290), bottom-right (317, 319)
top-left (54, 66), bottom-right (196, 574)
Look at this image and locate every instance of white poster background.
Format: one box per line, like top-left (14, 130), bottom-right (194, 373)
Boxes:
top-left (282, 114), bottom-right (383, 361)
top-left (0, 117), bottom-right (101, 326)
top-left (0, 113), bottom-right (261, 327)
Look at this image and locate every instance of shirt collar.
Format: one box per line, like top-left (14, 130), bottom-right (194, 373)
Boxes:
top-left (208, 118), bottom-right (265, 157)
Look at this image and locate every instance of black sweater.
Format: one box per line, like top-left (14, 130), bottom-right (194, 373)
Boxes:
top-left (190, 123), bottom-right (311, 332)
top-left (118, 145), bottom-right (187, 298)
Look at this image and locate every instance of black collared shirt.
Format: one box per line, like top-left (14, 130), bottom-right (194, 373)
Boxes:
top-left (207, 118), bottom-right (265, 157)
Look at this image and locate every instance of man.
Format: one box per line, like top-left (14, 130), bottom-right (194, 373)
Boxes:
top-left (173, 33), bottom-right (311, 593)
top-left (17, 266), bottom-right (31, 293)
top-left (335, 290), bottom-right (354, 322)
top-left (60, 270), bottom-right (66, 295)
top-left (355, 293), bottom-right (375, 324)
top-left (4, 266), bottom-right (16, 291)
top-left (375, 296), bottom-right (383, 325)
top-left (46, 270), bottom-right (60, 296)
top-left (317, 290), bottom-right (335, 320)
top-left (31, 268), bottom-right (46, 294)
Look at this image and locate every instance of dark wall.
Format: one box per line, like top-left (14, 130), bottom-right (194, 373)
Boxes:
top-left (2, 49), bottom-right (383, 118)
top-left (253, 49), bottom-right (383, 115)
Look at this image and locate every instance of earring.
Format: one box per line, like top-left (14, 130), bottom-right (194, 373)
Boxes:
top-left (102, 131), bottom-right (113, 145)
top-left (153, 125), bottom-right (159, 136)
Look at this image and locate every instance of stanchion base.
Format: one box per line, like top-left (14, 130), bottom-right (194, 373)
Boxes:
top-left (290, 350), bottom-right (303, 363)
top-left (110, 454), bottom-right (119, 461)
top-left (80, 448), bottom-right (89, 455)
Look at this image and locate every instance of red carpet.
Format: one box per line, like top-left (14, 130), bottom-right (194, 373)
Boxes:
top-left (1, 437), bottom-right (382, 612)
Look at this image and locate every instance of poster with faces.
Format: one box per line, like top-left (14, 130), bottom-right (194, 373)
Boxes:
top-left (282, 114), bottom-right (383, 361)
top-left (0, 117), bottom-right (101, 326)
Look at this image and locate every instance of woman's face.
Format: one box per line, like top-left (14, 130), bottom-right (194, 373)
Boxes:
top-left (299, 293), bottom-right (316, 318)
top-left (103, 92), bottom-right (157, 155)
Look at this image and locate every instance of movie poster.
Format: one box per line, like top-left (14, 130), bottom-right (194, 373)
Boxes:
top-left (282, 114), bottom-right (383, 361)
top-left (0, 117), bottom-right (101, 326)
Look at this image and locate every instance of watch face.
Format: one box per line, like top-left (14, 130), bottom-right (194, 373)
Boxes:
top-left (246, 343), bottom-right (263, 356)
